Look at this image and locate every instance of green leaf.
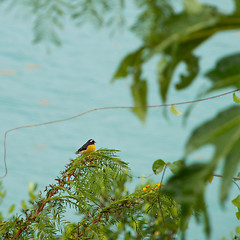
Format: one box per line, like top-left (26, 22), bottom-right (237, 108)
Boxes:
top-left (8, 204), bottom-right (15, 214)
top-left (206, 54), bottom-right (240, 92)
top-left (221, 137), bottom-right (240, 202)
top-left (208, 175), bottom-right (214, 184)
top-left (236, 225), bottom-right (240, 234)
top-left (163, 163), bottom-right (211, 235)
top-left (131, 78), bottom-right (147, 122)
top-left (21, 200), bottom-right (27, 210)
top-left (232, 195), bottom-right (240, 219)
top-left (207, 75), bottom-right (240, 93)
top-left (168, 160), bottom-right (185, 174)
top-left (176, 54), bottom-right (199, 90)
top-left (186, 106), bottom-right (240, 203)
top-left (112, 47), bottom-right (144, 81)
top-left (164, 163), bottom-right (211, 203)
top-left (28, 182), bottom-right (34, 192)
top-left (152, 159), bottom-right (165, 175)
top-left (157, 38), bottom-right (204, 102)
top-left (233, 92), bottom-right (240, 103)
top-left (170, 105), bottom-right (182, 116)
top-left (183, 0), bottom-right (203, 14)
top-left (232, 195), bottom-right (240, 208)
top-left (234, 0), bottom-right (240, 16)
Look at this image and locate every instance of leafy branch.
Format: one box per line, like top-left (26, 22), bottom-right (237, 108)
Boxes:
top-left (1, 151), bottom-right (240, 239)
top-left (0, 149), bottom-right (181, 239)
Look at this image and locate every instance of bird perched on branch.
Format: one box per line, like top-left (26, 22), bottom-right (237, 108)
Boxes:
top-left (75, 139), bottom-right (96, 154)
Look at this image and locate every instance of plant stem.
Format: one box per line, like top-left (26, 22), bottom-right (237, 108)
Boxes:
top-left (1, 89), bottom-right (239, 179)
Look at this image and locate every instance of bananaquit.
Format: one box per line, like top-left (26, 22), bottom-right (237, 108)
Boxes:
top-left (75, 139), bottom-right (96, 154)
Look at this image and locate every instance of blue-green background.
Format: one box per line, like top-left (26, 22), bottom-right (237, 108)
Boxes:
top-left (0, 1), bottom-right (239, 239)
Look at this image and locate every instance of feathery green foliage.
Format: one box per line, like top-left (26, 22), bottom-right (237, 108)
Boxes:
top-left (0, 150), bottom-right (181, 239)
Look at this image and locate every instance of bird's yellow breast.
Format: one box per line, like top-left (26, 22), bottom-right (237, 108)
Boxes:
top-left (85, 144), bottom-right (95, 153)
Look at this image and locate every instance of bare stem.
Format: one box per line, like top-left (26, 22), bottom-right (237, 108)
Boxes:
top-left (157, 164), bottom-right (169, 233)
top-left (1, 89), bottom-right (239, 178)
top-left (213, 174), bottom-right (240, 191)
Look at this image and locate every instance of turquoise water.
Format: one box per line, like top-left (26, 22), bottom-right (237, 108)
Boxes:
top-left (0, 1), bottom-right (240, 239)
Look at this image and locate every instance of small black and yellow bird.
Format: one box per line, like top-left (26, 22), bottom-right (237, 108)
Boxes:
top-left (75, 139), bottom-right (96, 154)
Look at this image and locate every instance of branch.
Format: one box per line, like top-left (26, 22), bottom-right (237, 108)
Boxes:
top-left (1, 89), bottom-right (239, 179)
top-left (212, 174), bottom-right (240, 191)
top-left (13, 175), bottom-right (70, 239)
top-left (157, 164), bottom-right (169, 233)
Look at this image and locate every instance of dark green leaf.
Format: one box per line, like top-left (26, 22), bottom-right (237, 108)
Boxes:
top-left (168, 160), bottom-right (185, 174)
top-left (152, 159), bottom-right (165, 175)
top-left (164, 163), bottom-right (211, 203)
top-left (234, 0), bottom-right (240, 16)
top-left (163, 163), bottom-right (212, 235)
top-left (183, 0), bottom-right (203, 14)
top-left (112, 47), bottom-right (144, 81)
top-left (157, 37), bottom-right (206, 102)
top-left (176, 54), bottom-right (199, 90)
top-left (131, 78), bottom-right (147, 122)
top-left (186, 106), bottom-right (240, 203)
top-left (206, 53), bottom-right (240, 92)
top-left (207, 75), bottom-right (240, 93)
top-left (221, 137), bottom-right (240, 202)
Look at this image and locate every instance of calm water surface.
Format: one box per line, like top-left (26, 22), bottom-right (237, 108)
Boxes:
top-left (0, 1), bottom-right (239, 239)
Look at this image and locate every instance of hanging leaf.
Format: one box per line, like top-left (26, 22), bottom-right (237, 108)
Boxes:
top-left (112, 47), bottom-right (144, 81)
top-left (8, 204), bottom-right (15, 214)
top-left (163, 163), bottom-right (211, 235)
top-left (152, 159), bottom-right (165, 174)
top-left (21, 200), bottom-right (27, 210)
top-left (186, 106), bottom-right (240, 203)
top-left (176, 54), bottom-right (199, 90)
top-left (233, 92), bottom-right (240, 103)
top-left (206, 53), bottom-right (240, 93)
top-left (170, 105), bottom-right (182, 116)
top-left (131, 78), bottom-right (147, 122)
top-left (157, 38), bottom-right (204, 102)
top-left (232, 195), bottom-right (240, 219)
top-left (235, 0), bottom-right (240, 15)
top-left (28, 182), bottom-right (35, 192)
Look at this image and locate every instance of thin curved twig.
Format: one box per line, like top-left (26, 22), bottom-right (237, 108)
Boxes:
top-left (1, 89), bottom-right (239, 179)
top-left (213, 174), bottom-right (240, 191)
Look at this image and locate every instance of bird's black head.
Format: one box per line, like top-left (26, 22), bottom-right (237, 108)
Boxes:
top-left (88, 139), bottom-right (96, 144)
